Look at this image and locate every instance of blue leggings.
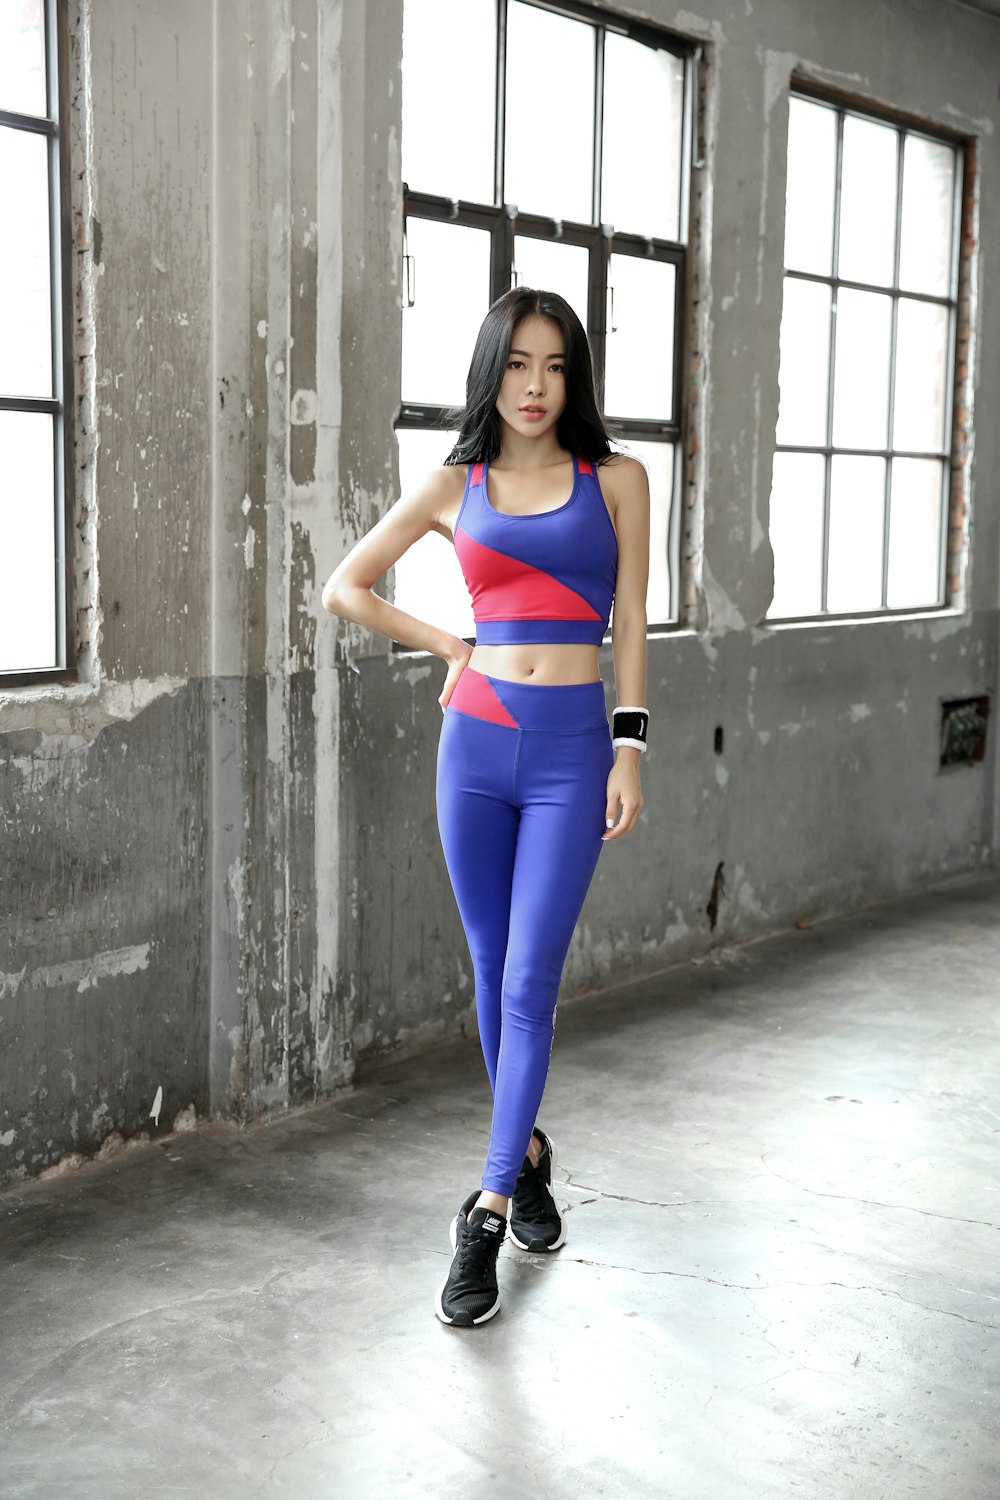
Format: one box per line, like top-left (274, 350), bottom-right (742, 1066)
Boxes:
top-left (435, 666), bottom-right (615, 1196)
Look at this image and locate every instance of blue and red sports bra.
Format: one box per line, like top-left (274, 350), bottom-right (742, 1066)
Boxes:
top-left (453, 453), bottom-right (618, 645)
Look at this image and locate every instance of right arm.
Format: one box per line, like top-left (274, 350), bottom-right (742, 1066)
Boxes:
top-left (320, 464), bottom-right (473, 708)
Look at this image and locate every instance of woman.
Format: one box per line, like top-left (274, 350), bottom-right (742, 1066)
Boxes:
top-left (322, 286), bottom-right (649, 1327)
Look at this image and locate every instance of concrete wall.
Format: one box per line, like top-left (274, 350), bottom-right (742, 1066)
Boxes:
top-left (1, 0), bottom-right (997, 1187)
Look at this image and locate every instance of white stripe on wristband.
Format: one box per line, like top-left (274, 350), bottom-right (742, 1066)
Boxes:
top-left (612, 736), bottom-right (647, 753)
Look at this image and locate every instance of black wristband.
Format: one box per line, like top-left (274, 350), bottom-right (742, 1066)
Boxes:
top-left (612, 707), bottom-right (649, 748)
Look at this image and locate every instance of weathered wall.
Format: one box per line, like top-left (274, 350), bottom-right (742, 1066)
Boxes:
top-left (0, 0), bottom-right (366, 1184)
top-left (0, 0), bottom-right (997, 1188)
top-left (0, 0), bottom-right (219, 1185)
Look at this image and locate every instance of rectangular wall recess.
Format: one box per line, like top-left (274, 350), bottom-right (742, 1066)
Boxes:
top-left (940, 695), bottom-right (990, 769)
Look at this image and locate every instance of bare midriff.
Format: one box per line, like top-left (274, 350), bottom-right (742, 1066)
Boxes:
top-left (466, 641), bottom-right (601, 685)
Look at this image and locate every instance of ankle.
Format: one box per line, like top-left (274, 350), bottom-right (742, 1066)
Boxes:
top-left (475, 1190), bottom-right (509, 1215)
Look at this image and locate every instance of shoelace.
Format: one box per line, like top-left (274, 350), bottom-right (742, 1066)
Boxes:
top-left (458, 1223), bottom-right (503, 1283)
top-left (513, 1158), bottom-right (552, 1224)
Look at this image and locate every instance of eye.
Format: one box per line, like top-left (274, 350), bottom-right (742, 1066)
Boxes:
top-left (508, 359), bottom-right (525, 369)
top-left (550, 363), bottom-right (566, 374)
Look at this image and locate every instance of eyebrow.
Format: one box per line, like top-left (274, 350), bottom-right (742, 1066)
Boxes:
top-left (509, 348), bottom-right (566, 359)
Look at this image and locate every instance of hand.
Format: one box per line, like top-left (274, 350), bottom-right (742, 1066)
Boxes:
top-left (438, 642), bottom-right (474, 711)
top-left (602, 754), bottom-right (643, 839)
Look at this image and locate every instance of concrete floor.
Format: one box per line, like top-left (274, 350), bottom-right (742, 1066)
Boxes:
top-left (1, 869), bottom-right (998, 1500)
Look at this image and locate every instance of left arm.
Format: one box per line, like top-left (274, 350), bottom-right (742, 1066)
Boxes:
top-left (601, 455), bottom-right (650, 841)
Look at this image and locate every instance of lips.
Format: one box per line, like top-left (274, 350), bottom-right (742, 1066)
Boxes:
top-left (520, 406), bottom-right (546, 414)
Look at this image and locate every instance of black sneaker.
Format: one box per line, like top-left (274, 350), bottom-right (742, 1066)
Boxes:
top-left (434, 1189), bottom-right (507, 1326)
top-left (508, 1128), bottom-right (567, 1252)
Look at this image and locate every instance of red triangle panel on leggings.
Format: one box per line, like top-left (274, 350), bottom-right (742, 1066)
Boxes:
top-left (454, 531), bottom-right (602, 621)
top-left (451, 669), bottom-right (520, 727)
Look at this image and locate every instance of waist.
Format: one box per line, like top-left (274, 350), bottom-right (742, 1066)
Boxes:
top-left (468, 641), bottom-right (601, 685)
top-left (452, 665), bottom-right (609, 732)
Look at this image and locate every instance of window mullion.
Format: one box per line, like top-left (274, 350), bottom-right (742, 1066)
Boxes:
top-left (678, 49), bottom-right (699, 239)
top-left (821, 108), bottom-right (846, 614)
top-left (589, 225), bottom-right (611, 407)
top-left (881, 128), bottom-right (905, 609)
top-left (591, 24), bottom-right (604, 228)
top-left (497, 204), bottom-right (515, 300)
top-left (494, 0), bottom-right (507, 208)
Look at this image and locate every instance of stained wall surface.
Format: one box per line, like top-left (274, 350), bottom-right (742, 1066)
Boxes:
top-left (1, 0), bottom-right (997, 1186)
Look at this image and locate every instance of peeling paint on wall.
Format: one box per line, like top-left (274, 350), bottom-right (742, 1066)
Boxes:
top-left (0, 675), bottom-right (190, 745)
top-left (0, 943), bottom-right (152, 999)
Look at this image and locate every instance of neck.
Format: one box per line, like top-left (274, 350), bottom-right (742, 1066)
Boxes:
top-left (494, 425), bottom-right (569, 471)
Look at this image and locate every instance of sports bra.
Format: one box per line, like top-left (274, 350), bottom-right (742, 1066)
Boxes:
top-left (452, 453), bottom-right (619, 645)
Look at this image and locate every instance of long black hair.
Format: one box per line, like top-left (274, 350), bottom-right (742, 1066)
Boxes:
top-left (443, 287), bottom-right (618, 467)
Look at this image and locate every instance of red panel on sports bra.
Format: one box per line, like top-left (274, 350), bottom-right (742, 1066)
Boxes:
top-left (454, 531), bottom-right (602, 623)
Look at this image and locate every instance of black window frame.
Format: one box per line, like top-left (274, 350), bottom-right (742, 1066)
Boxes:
top-left (767, 80), bottom-right (965, 625)
top-left (0, 0), bottom-right (75, 689)
top-left (397, 0), bottom-right (698, 640)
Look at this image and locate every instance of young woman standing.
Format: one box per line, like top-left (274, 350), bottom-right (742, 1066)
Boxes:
top-left (322, 287), bottom-right (649, 1327)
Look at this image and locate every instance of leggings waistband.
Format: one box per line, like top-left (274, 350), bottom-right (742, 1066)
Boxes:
top-left (447, 665), bottom-right (609, 732)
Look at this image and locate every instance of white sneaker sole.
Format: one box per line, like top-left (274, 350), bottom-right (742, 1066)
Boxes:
top-left (507, 1132), bottom-right (568, 1253)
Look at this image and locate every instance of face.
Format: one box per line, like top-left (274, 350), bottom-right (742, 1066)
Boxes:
top-left (495, 315), bottom-right (567, 441)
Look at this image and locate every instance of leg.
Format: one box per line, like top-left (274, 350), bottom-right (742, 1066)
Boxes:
top-left (480, 727), bottom-right (614, 1198)
top-left (435, 711), bottom-right (518, 1092)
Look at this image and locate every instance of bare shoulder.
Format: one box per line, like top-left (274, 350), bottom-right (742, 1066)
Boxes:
top-left (597, 453), bottom-right (650, 512)
top-left (402, 462), bottom-right (468, 538)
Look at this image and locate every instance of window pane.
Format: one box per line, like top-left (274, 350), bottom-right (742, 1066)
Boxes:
top-left (611, 440), bottom-right (674, 624)
top-left (767, 452), bottom-right (825, 619)
top-left (827, 455), bottom-right (885, 613)
top-left (784, 97), bottom-right (837, 275)
top-left (831, 288), bottom-right (892, 450)
top-left (393, 428), bottom-right (474, 639)
top-left (401, 218), bottom-right (491, 407)
top-left (0, 410), bottom-right (56, 672)
top-left (402, 0), bottom-right (495, 203)
top-left (893, 298), bottom-right (950, 453)
top-left (603, 255), bottom-right (675, 419)
top-left (513, 238), bottom-right (590, 330)
top-left (602, 35), bottom-right (684, 240)
top-left (775, 278), bottom-right (832, 447)
top-left (886, 458), bottom-right (944, 609)
top-left (837, 114), bottom-right (898, 287)
top-left (0, 125), bottom-right (52, 398)
top-left (899, 135), bottom-right (956, 297)
top-left (505, 2), bottom-right (594, 223)
top-left (0, 0), bottom-right (46, 117)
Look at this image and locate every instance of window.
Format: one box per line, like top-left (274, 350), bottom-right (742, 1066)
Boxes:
top-left (395, 0), bottom-right (696, 642)
top-left (0, 0), bottom-right (72, 686)
top-left (768, 88), bottom-right (962, 621)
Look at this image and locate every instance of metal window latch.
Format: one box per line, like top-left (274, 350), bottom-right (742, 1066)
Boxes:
top-left (403, 253), bottom-right (415, 309)
top-left (608, 283), bottom-right (617, 333)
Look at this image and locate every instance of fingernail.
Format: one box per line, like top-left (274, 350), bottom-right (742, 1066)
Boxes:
top-left (606, 819), bottom-right (614, 828)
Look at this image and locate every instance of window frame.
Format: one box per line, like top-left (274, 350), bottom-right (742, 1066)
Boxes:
top-left (767, 80), bottom-right (966, 625)
top-left (397, 0), bottom-right (698, 640)
top-left (0, 0), bottom-right (75, 690)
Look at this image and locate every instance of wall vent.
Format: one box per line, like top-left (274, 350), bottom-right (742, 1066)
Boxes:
top-left (940, 695), bottom-right (990, 769)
